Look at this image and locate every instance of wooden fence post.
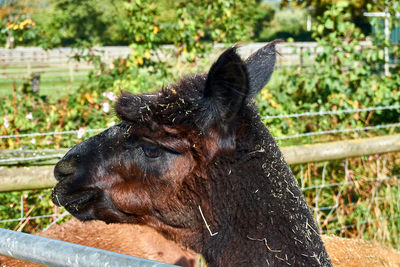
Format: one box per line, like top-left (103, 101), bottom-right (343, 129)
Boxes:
top-left (69, 61), bottom-right (74, 82)
top-left (27, 62), bottom-right (31, 76)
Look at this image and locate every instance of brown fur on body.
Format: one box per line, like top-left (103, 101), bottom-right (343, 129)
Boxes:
top-left (0, 219), bottom-right (197, 267)
top-left (322, 235), bottom-right (400, 267)
top-left (1, 220), bottom-right (399, 267)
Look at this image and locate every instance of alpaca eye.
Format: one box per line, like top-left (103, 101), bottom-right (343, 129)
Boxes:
top-left (141, 144), bottom-right (163, 158)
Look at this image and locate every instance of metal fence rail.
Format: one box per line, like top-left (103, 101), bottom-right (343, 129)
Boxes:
top-left (0, 228), bottom-right (176, 267)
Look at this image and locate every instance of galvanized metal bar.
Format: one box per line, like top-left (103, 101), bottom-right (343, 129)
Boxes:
top-left (0, 228), bottom-right (177, 267)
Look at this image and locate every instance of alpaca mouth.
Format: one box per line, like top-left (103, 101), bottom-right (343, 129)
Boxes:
top-left (52, 190), bottom-right (96, 209)
top-left (65, 192), bottom-right (96, 208)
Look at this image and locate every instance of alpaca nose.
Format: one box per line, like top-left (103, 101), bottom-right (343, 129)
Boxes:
top-left (54, 154), bottom-right (80, 181)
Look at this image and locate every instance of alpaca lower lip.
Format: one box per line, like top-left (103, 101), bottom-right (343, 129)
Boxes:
top-left (62, 191), bottom-right (96, 208)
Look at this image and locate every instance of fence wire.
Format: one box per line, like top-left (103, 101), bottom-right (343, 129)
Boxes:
top-left (1, 105), bottom-right (399, 141)
top-left (276, 122), bottom-right (400, 140)
top-left (0, 128), bottom-right (105, 139)
top-left (262, 105), bottom-right (400, 120)
top-left (302, 174), bottom-right (400, 191)
top-left (0, 213), bottom-right (68, 224)
top-left (321, 215), bottom-right (400, 234)
top-left (0, 154), bottom-right (65, 164)
top-left (298, 153), bottom-right (400, 247)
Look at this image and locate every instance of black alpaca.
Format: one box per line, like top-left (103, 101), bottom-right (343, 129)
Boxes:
top-left (52, 42), bottom-right (332, 266)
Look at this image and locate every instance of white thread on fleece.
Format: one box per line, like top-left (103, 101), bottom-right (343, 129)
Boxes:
top-left (198, 205), bottom-right (218, 236)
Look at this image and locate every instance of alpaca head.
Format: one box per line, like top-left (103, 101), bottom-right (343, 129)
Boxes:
top-left (52, 44), bottom-right (276, 231)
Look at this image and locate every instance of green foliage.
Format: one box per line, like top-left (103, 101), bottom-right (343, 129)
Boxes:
top-left (123, 0), bottom-right (263, 57)
top-left (0, 189), bottom-right (69, 233)
top-left (173, 0), bottom-right (258, 44)
top-left (257, 5), bottom-right (310, 41)
top-left (36, 0), bottom-right (127, 47)
top-left (0, 75), bottom-right (119, 149)
top-left (259, 1), bottom-right (400, 144)
top-left (252, 2), bottom-right (276, 40)
top-left (79, 0), bottom-right (266, 95)
top-left (1, 14), bottom-right (40, 48)
top-left (280, 0), bottom-right (377, 35)
top-left (293, 154), bottom-right (400, 249)
top-left (5, 0), bottom-right (270, 48)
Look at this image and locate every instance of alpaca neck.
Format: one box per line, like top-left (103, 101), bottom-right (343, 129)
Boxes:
top-left (199, 106), bottom-right (331, 267)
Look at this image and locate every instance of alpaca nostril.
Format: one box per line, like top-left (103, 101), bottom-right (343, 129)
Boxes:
top-left (54, 155), bottom-right (79, 181)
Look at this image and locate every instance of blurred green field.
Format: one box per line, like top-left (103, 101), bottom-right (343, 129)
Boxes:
top-left (0, 64), bottom-right (90, 98)
top-left (0, 78), bottom-right (86, 98)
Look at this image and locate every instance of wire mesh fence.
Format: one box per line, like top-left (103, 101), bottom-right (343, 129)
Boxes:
top-left (297, 156), bottom-right (400, 249)
top-left (1, 104), bottom-right (400, 251)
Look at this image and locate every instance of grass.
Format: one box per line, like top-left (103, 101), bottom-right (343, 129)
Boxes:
top-left (0, 189), bottom-right (70, 234)
top-left (0, 78), bottom-right (86, 99)
top-left (0, 63), bottom-right (91, 99)
top-left (294, 152), bottom-right (400, 249)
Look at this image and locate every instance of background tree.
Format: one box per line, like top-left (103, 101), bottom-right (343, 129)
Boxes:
top-left (0, 0), bottom-right (39, 48)
top-left (36, 0), bottom-right (128, 47)
top-left (280, 0), bottom-right (394, 35)
top-left (1, 0), bottom-right (276, 47)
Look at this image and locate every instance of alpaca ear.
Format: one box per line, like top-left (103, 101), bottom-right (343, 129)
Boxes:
top-left (245, 41), bottom-right (277, 98)
top-left (199, 47), bottom-right (249, 148)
